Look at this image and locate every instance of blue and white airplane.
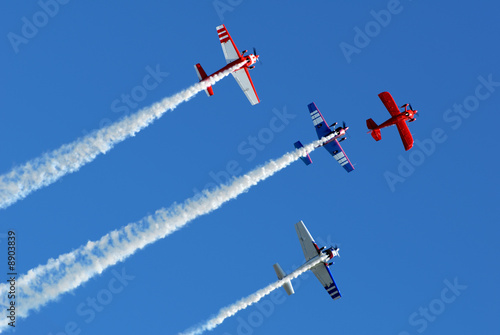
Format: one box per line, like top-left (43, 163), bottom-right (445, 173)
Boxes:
top-left (294, 102), bottom-right (354, 172)
top-left (273, 221), bottom-right (342, 300)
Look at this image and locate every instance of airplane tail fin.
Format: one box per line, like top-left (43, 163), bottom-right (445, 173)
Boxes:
top-left (194, 63), bottom-right (214, 96)
top-left (366, 118), bottom-right (378, 130)
top-left (273, 263), bottom-right (295, 296)
top-left (366, 119), bottom-right (381, 141)
top-left (294, 141), bottom-right (313, 165)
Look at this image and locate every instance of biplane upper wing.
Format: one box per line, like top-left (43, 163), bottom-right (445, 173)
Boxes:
top-left (231, 68), bottom-right (260, 105)
top-left (378, 91), bottom-right (401, 117)
top-left (396, 121), bottom-right (414, 151)
top-left (311, 263), bottom-right (342, 300)
top-left (217, 24), bottom-right (241, 64)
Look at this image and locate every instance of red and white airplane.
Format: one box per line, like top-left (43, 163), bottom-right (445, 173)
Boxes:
top-left (366, 92), bottom-right (418, 151)
top-left (194, 24), bottom-right (260, 105)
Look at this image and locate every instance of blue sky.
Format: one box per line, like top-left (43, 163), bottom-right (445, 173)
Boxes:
top-left (1, 1), bottom-right (499, 334)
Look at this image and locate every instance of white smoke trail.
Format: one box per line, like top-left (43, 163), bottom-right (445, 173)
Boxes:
top-left (0, 63), bottom-right (243, 210)
top-left (0, 134), bottom-right (335, 331)
top-left (180, 257), bottom-right (325, 335)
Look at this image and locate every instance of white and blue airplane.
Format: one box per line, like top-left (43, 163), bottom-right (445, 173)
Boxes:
top-left (273, 221), bottom-right (342, 300)
top-left (294, 103), bottom-right (354, 172)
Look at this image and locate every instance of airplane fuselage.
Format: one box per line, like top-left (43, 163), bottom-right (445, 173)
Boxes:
top-left (321, 127), bottom-right (349, 146)
top-left (204, 54), bottom-right (258, 80)
top-left (374, 111), bottom-right (416, 130)
top-left (289, 246), bottom-right (339, 277)
top-left (291, 253), bottom-right (330, 277)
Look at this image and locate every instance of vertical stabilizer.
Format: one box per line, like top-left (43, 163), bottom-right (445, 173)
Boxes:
top-left (194, 63), bottom-right (214, 96)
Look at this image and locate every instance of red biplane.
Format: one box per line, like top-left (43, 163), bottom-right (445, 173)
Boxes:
top-left (366, 92), bottom-right (418, 151)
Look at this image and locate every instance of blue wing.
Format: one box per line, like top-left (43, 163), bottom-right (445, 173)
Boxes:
top-left (323, 140), bottom-right (354, 173)
top-left (307, 102), bottom-right (354, 172)
top-left (311, 263), bottom-right (341, 300)
top-left (308, 103), bottom-right (332, 139)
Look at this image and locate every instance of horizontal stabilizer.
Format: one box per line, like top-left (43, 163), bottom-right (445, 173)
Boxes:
top-left (194, 63), bottom-right (214, 97)
top-left (294, 141), bottom-right (312, 166)
top-left (273, 263), bottom-right (295, 296)
top-left (366, 119), bottom-right (381, 141)
top-left (371, 129), bottom-right (381, 141)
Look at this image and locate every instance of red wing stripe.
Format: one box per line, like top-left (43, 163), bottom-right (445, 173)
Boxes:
top-left (217, 28), bottom-right (226, 33)
top-left (219, 32), bottom-right (229, 39)
top-left (220, 37), bottom-right (230, 43)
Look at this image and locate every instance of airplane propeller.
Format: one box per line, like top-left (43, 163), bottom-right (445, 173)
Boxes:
top-left (253, 47), bottom-right (262, 65)
top-left (409, 104), bottom-right (419, 118)
top-left (333, 245), bottom-right (340, 257)
top-left (339, 121), bottom-right (351, 142)
top-left (402, 103), bottom-right (419, 119)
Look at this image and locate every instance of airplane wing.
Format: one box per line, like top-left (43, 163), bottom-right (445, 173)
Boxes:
top-left (294, 221), bottom-right (319, 262)
top-left (217, 24), bottom-right (241, 64)
top-left (231, 68), bottom-right (260, 105)
top-left (311, 263), bottom-right (342, 300)
top-left (378, 92), bottom-right (400, 117)
top-left (308, 103), bottom-right (332, 139)
top-left (323, 140), bottom-right (355, 172)
top-left (395, 121), bottom-right (414, 151)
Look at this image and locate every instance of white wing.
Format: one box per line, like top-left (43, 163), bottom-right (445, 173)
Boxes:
top-left (231, 68), bottom-right (260, 105)
top-left (216, 24), bottom-right (241, 64)
top-left (311, 263), bottom-right (341, 300)
top-left (294, 221), bottom-right (318, 261)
